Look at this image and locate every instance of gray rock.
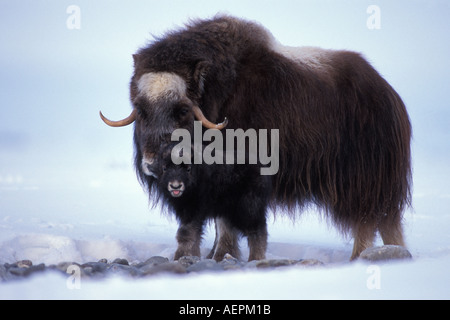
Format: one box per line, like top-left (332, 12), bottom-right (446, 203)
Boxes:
top-left (0, 253), bottom-right (330, 282)
top-left (4, 262), bottom-right (17, 269)
top-left (81, 261), bottom-right (108, 276)
top-left (141, 262), bottom-right (187, 276)
top-left (360, 245), bottom-right (412, 262)
top-left (220, 253), bottom-right (239, 264)
top-left (219, 253), bottom-right (244, 270)
top-left (255, 259), bottom-right (298, 269)
top-left (134, 256), bottom-right (169, 268)
top-left (17, 260), bottom-right (33, 268)
top-left (112, 258), bottom-right (129, 266)
top-left (9, 263), bottom-right (45, 277)
top-left (186, 259), bottom-right (224, 272)
top-left (177, 256), bottom-right (200, 268)
top-left (145, 256), bottom-right (170, 265)
top-left (296, 259), bottom-right (324, 267)
top-left (107, 263), bottom-right (142, 277)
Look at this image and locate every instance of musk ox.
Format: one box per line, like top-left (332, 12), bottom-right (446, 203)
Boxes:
top-left (154, 143), bottom-right (271, 261)
top-left (100, 15), bottom-right (412, 260)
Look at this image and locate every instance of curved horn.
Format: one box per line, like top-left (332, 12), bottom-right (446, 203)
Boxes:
top-left (192, 106), bottom-right (228, 130)
top-left (99, 109), bottom-right (137, 127)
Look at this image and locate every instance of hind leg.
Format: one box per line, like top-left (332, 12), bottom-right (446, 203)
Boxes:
top-left (206, 218), bottom-right (218, 259)
top-left (247, 222), bottom-right (268, 261)
top-left (211, 217), bottom-right (241, 261)
top-left (350, 221), bottom-right (377, 260)
top-left (378, 214), bottom-right (405, 246)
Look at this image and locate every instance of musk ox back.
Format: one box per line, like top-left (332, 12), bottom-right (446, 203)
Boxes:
top-left (100, 15), bottom-right (412, 261)
top-left (154, 143), bottom-right (271, 261)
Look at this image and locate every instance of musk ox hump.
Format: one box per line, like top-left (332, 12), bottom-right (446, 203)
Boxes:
top-left (137, 72), bottom-right (187, 102)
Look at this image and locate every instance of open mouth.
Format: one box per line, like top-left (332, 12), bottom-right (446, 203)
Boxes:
top-left (168, 181), bottom-right (185, 198)
top-left (170, 189), bottom-right (183, 197)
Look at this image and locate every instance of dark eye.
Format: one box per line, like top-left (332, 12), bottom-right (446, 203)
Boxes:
top-left (186, 166), bottom-right (191, 172)
top-left (174, 103), bottom-right (190, 119)
top-left (135, 108), bottom-right (146, 121)
top-left (179, 106), bottom-right (189, 116)
top-left (163, 166), bottom-right (167, 172)
top-left (134, 99), bottom-right (150, 119)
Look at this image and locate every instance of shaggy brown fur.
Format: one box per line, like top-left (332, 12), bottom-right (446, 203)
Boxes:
top-left (128, 15), bottom-right (412, 260)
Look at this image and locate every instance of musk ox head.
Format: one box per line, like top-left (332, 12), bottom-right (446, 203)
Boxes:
top-left (99, 58), bottom-right (228, 184)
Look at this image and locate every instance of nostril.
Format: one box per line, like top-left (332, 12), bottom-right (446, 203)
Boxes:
top-left (169, 182), bottom-right (183, 190)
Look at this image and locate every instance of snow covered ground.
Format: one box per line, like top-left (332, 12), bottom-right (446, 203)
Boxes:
top-left (1, 173), bottom-right (449, 299)
top-left (1, 1), bottom-right (449, 299)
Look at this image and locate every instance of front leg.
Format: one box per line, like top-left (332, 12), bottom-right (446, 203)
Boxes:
top-left (174, 219), bottom-right (204, 260)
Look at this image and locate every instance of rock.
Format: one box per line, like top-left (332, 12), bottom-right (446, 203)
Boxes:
top-left (255, 259), bottom-right (298, 269)
top-left (296, 259), bottom-right (324, 267)
top-left (112, 258), bottom-right (129, 266)
top-left (107, 263), bottom-right (142, 277)
top-left (221, 253), bottom-right (239, 263)
top-left (17, 260), bottom-right (33, 268)
top-left (141, 262), bottom-right (187, 276)
top-left (360, 245), bottom-right (412, 262)
top-left (134, 256), bottom-right (169, 268)
top-left (219, 253), bottom-right (243, 270)
top-left (145, 256), bottom-right (170, 265)
top-left (4, 262), bottom-right (17, 269)
top-left (81, 261), bottom-right (108, 277)
top-left (177, 256), bottom-right (200, 268)
top-left (0, 253), bottom-right (332, 282)
top-left (9, 263), bottom-right (45, 277)
top-left (186, 259), bottom-right (224, 272)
